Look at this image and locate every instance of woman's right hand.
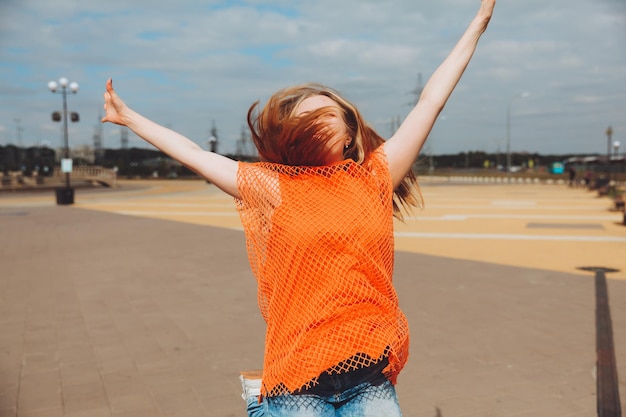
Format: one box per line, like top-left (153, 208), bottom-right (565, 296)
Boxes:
top-left (101, 78), bottom-right (128, 126)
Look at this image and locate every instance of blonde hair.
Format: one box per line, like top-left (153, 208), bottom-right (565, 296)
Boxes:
top-left (247, 83), bottom-right (422, 218)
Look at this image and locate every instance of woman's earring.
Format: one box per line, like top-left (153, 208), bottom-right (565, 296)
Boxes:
top-left (345, 143), bottom-right (350, 149)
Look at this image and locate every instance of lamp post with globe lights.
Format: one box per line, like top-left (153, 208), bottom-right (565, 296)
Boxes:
top-left (48, 77), bottom-right (80, 204)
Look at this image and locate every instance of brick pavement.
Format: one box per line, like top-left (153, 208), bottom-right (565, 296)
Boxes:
top-left (0, 184), bottom-right (625, 416)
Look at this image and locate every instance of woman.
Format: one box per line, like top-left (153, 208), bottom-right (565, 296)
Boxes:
top-left (102, 1), bottom-right (495, 415)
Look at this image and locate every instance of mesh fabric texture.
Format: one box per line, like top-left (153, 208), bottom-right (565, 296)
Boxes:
top-left (235, 146), bottom-right (409, 397)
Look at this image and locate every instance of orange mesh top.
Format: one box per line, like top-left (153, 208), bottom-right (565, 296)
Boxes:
top-left (235, 146), bottom-right (409, 397)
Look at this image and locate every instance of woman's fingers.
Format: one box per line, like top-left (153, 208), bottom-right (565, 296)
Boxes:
top-left (101, 80), bottom-right (119, 124)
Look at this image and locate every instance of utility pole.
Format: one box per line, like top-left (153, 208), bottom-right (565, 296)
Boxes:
top-left (14, 118), bottom-right (23, 171)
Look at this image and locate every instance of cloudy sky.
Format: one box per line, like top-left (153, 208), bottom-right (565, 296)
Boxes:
top-left (1, 0), bottom-right (625, 157)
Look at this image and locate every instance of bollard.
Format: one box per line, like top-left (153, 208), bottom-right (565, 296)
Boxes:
top-left (55, 187), bottom-right (74, 205)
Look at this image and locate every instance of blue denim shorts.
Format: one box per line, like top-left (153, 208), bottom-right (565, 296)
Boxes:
top-left (245, 357), bottom-right (403, 417)
top-left (247, 380), bottom-right (402, 417)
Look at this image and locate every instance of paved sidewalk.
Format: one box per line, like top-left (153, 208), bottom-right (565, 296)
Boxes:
top-left (0, 192), bottom-right (625, 416)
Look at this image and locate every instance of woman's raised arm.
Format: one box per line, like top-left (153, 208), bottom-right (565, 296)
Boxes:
top-left (384, 0), bottom-right (495, 188)
top-left (101, 79), bottom-right (240, 198)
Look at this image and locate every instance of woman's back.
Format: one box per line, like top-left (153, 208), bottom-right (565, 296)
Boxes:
top-left (236, 147), bottom-right (409, 396)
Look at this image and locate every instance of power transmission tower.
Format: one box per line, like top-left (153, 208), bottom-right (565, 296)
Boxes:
top-left (120, 127), bottom-right (129, 149)
top-left (390, 115), bottom-right (402, 136)
top-left (236, 124), bottom-right (257, 159)
top-left (410, 72), bottom-right (424, 106)
top-left (236, 125), bottom-right (247, 158)
top-left (393, 72), bottom-right (424, 137)
top-left (93, 112), bottom-right (104, 165)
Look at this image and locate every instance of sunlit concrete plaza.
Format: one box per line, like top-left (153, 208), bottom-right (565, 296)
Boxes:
top-left (1, 178), bottom-right (625, 417)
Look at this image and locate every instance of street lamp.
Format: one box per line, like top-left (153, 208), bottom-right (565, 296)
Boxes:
top-left (48, 77), bottom-right (80, 205)
top-left (605, 126), bottom-right (613, 185)
top-left (506, 92), bottom-right (530, 175)
top-left (428, 115), bottom-right (447, 175)
top-left (208, 135), bottom-right (218, 153)
top-left (614, 140), bottom-right (622, 183)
